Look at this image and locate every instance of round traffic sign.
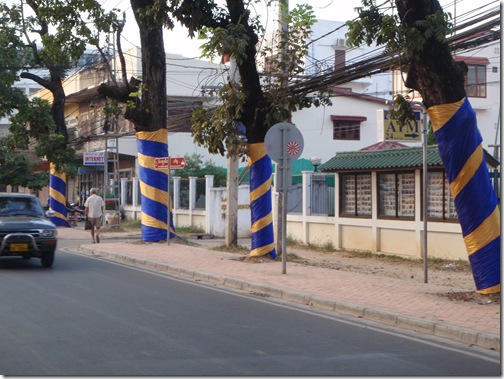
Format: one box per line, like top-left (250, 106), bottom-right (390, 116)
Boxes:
top-left (264, 122), bottom-right (304, 164)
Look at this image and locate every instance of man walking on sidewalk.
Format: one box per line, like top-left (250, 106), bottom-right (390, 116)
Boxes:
top-left (84, 188), bottom-right (105, 243)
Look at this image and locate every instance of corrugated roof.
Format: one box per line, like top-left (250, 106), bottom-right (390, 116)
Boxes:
top-left (360, 141), bottom-right (409, 150)
top-left (319, 146), bottom-right (444, 171)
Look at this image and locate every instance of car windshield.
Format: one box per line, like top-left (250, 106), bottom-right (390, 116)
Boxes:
top-left (0, 197), bottom-right (45, 217)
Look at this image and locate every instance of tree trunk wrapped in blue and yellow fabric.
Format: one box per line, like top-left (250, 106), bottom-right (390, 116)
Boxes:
top-left (428, 98), bottom-right (500, 294)
top-left (136, 129), bottom-right (176, 242)
top-left (49, 163), bottom-right (69, 227)
top-left (248, 143), bottom-right (276, 258)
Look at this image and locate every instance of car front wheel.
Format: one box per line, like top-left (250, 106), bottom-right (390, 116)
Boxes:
top-left (41, 251), bottom-right (55, 268)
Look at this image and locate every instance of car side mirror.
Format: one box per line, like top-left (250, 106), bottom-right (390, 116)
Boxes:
top-left (45, 210), bottom-right (55, 218)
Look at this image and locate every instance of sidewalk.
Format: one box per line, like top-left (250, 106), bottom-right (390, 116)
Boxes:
top-left (58, 226), bottom-right (500, 351)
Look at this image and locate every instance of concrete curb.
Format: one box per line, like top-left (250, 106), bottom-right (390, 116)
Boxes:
top-left (77, 246), bottom-right (500, 351)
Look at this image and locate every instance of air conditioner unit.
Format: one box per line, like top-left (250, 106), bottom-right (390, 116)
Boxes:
top-left (336, 38), bottom-right (346, 47)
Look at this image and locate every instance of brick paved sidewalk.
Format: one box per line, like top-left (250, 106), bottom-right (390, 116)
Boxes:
top-left (58, 226), bottom-right (500, 351)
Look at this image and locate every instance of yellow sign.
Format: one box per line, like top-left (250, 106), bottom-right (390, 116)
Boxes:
top-left (377, 110), bottom-right (422, 141)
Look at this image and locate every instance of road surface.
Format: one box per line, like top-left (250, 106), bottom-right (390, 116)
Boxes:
top-left (0, 240), bottom-right (499, 375)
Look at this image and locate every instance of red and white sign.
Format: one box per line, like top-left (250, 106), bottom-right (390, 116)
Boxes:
top-left (83, 151), bottom-right (105, 166)
top-left (169, 157), bottom-right (186, 169)
top-left (154, 157), bottom-right (186, 169)
top-left (286, 141), bottom-right (300, 155)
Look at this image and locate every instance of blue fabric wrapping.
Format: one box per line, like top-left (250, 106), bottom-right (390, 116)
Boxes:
top-left (468, 237), bottom-right (501, 290)
top-left (249, 143), bottom-right (276, 258)
top-left (431, 98), bottom-right (500, 293)
top-left (435, 99), bottom-right (482, 183)
top-left (136, 130), bottom-right (176, 242)
top-left (49, 167), bottom-right (70, 227)
top-left (453, 162), bottom-right (498, 236)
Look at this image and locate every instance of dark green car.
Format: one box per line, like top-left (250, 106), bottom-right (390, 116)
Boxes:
top-left (0, 193), bottom-right (57, 267)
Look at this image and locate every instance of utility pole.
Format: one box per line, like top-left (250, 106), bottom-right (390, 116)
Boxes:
top-left (225, 57), bottom-right (239, 247)
top-left (103, 29), bottom-right (121, 228)
top-left (411, 101), bottom-right (428, 284)
top-left (276, 0), bottom-right (289, 257)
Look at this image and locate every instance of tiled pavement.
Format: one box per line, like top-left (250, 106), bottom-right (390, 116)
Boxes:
top-left (58, 226), bottom-right (501, 351)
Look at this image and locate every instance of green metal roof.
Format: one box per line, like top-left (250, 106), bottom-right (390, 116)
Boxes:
top-left (319, 146), bottom-right (445, 171)
top-left (238, 158), bottom-right (317, 184)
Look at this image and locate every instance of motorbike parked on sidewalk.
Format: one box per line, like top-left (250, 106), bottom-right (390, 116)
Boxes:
top-left (67, 203), bottom-right (85, 225)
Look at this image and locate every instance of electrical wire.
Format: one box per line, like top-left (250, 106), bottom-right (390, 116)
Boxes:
top-left (6, 1), bottom-right (501, 152)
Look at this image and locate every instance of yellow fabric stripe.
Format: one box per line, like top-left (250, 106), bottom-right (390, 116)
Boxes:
top-left (464, 207), bottom-right (501, 255)
top-left (427, 98), bottom-right (465, 131)
top-left (52, 210), bottom-right (68, 221)
top-left (250, 180), bottom-right (272, 202)
top-left (141, 212), bottom-right (167, 229)
top-left (138, 152), bottom-right (153, 168)
top-left (251, 213), bottom-right (273, 233)
top-left (50, 164), bottom-right (66, 181)
top-left (476, 284), bottom-right (500, 295)
top-left (139, 181), bottom-right (168, 204)
top-left (136, 129), bottom-right (167, 143)
top-left (248, 143), bottom-right (266, 164)
top-left (49, 163), bottom-right (66, 203)
top-left (49, 189), bottom-right (66, 205)
top-left (250, 242), bottom-right (276, 257)
top-left (248, 143), bottom-right (271, 200)
top-left (450, 145), bottom-right (483, 199)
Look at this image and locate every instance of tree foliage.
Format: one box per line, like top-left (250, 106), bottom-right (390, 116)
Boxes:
top-left (346, 0), bottom-right (456, 145)
top-left (0, 0), bottom-right (116, 174)
top-left (346, 0), bottom-right (466, 109)
top-left (0, 137), bottom-right (49, 189)
top-left (98, 0), bottom-right (328, 157)
top-left (172, 0), bottom-right (330, 158)
top-left (98, 0), bottom-right (170, 133)
top-left (176, 153), bottom-right (227, 187)
top-left (346, 0), bottom-right (452, 57)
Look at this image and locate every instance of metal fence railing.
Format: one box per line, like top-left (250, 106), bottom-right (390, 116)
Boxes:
top-left (123, 173), bottom-right (334, 216)
top-left (179, 179), bottom-right (190, 209)
top-left (310, 174), bottom-right (335, 216)
top-left (194, 178), bottom-right (206, 210)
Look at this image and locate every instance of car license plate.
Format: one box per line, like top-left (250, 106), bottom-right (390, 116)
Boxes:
top-left (10, 243), bottom-right (29, 252)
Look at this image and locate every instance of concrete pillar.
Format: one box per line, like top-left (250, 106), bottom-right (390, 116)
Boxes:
top-left (120, 178), bottom-right (127, 206)
top-left (333, 173), bottom-right (341, 249)
top-left (371, 171), bottom-right (379, 253)
top-left (302, 171), bottom-right (310, 244)
top-left (132, 177), bottom-right (139, 207)
top-left (205, 175), bottom-right (214, 234)
top-left (226, 156), bottom-right (239, 246)
top-left (189, 177), bottom-right (197, 210)
top-left (173, 177), bottom-right (180, 209)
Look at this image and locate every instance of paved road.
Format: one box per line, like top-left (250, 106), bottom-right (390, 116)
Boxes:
top-left (0, 242), bottom-right (499, 376)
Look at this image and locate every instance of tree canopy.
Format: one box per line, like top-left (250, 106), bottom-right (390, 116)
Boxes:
top-left (0, 0), bottom-right (117, 173)
top-left (173, 0), bottom-right (330, 157)
top-left (0, 137), bottom-right (49, 189)
top-left (176, 153), bottom-right (227, 187)
top-left (346, 0), bottom-right (466, 108)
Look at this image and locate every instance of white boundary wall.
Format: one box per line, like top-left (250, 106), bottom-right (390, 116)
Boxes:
top-left (122, 173), bottom-right (467, 261)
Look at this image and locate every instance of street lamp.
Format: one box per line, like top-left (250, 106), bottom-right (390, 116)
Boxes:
top-left (311, 156), bottom-right (322, 172)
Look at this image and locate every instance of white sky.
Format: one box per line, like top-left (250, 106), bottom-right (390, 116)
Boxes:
top-left (3, 0), bottom-right (495, 58)
top-left (110, 0), bottom-right (488, 58)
